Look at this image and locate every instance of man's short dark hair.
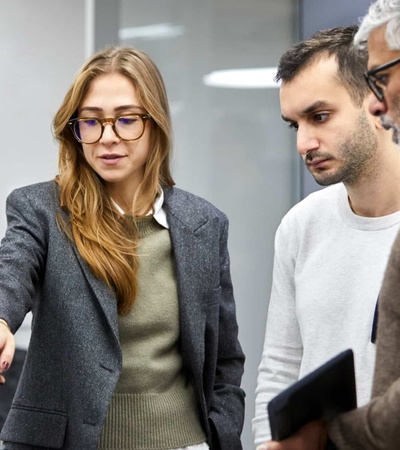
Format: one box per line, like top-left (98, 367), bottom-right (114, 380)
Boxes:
top-left (276, 25), bottom-right (369, 106)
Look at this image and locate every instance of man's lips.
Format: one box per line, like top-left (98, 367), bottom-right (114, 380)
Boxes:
top-left (306, 157), bottom-right (330, 169)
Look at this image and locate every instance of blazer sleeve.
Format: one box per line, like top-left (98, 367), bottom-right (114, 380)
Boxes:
top-left (208, 214), bottom-right (246, 450)
top-left (0, 187), bottom-right (48, 332)
top-left (329, 231), bottom-right (400, 450)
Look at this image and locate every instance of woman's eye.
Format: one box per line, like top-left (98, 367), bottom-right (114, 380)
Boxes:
top-left (288, 122), bottom-right (299, 131)
top-left (118, 116), bottom-right (137, 126)
top-left (81, 119), bottom-right (98, 127)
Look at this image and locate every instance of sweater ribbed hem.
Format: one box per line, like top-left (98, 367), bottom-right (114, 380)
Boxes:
top-left (98, 387), bottom-right (206, 450)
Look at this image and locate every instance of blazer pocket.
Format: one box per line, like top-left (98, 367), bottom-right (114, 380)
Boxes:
top-left (203, 286), bottom-right (221, 404)
top-left (206, 287), bottom-right (221, 329)
top-left (207, 286), bottom-right (221, 306)
top-left (0, 405), bottom-right (67, 449)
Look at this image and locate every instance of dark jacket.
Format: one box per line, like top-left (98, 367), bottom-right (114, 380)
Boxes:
top-left (0, 181), bottom-right (245, 450)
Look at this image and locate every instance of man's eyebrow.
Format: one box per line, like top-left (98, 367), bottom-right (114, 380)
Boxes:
top-left (281, 100), bottom-right (330, 122)
top-left (301, 100), bottom-right (329, 115)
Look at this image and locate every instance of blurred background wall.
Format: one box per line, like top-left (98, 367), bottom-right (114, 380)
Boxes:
top-left (0, 0), bottom-right (372, 446)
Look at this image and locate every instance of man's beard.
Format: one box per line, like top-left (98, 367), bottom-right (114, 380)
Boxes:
top-left (306, 110), bottom-right (379, 186)
top-left (380, 114), bottom-right (400, 145)
top-left (380, 94), bottom-right (400, 145)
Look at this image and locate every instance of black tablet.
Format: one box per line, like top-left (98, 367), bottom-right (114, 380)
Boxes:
top-left (268, 349), bottom-right (357, 441)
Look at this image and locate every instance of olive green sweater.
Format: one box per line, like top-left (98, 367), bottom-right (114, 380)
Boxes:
top-left (98, 217), bottom-right (206, 450)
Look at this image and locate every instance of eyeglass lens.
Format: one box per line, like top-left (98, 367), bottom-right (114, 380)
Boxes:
top-left (365, 56), bottom-right (400, 103)
top-left (366, 76), bottom-right (384, 102)
top-left (73, 115), bottom-right (146, 143)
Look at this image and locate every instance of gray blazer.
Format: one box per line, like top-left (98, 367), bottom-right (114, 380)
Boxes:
top-left (0, 181), bottom-right (245, 450)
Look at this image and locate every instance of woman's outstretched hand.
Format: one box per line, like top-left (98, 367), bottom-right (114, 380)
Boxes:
top-left (0, 320), bottom-right (15, 385)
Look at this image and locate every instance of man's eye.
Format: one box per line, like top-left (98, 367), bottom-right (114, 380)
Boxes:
top-left (288, 122), bottom-right (298, 131)
top-left (313, 113), bottom-right (329, 123)
top-left (375, 74), bottom-right (389, 87)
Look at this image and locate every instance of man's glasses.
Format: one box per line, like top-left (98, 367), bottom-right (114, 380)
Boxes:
top-left (364, 56), bottom-right (400, 102)
top-left (68, 113), bottom-right (152, 144)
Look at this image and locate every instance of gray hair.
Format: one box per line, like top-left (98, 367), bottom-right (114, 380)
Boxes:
top-left (354, 0), bottom-right (400, 50)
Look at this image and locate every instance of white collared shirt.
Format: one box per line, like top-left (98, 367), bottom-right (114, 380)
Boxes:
top-left (111, 188), bottom-right (169, 229)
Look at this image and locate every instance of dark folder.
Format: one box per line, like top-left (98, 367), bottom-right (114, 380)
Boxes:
top-left (268, 349), bottom-right (357, 441)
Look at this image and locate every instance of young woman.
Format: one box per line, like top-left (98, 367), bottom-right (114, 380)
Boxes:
top-left (0, 47), bottom-right (245, 450)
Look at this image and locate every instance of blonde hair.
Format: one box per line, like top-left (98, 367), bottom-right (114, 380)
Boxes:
top-left (53, 46), bottom-right (175, 313)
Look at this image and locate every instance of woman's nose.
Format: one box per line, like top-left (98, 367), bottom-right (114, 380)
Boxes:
top-left (100, 122), bottom-right (120, 144)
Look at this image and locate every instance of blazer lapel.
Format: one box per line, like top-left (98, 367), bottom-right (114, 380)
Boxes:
top-left (164, 188), bottom-right (209, 371)
top-left (57, 198), bottom-right (120, 346)
top-left (71, 245), bottom-right (120, 345)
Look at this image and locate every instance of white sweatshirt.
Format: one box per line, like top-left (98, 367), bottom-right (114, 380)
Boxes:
top-left (253, 183), bottom-right (400, 446)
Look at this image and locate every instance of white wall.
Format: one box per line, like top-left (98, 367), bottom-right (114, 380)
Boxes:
top-left (0, 0), bottom-right (86, 347)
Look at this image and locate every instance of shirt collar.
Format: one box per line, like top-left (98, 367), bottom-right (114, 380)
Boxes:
top-left (111, 188), bottom-right (169, 229)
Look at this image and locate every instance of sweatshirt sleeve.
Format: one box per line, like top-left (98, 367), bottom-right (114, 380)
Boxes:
top-left (253, 218), bottom-right (303, 446)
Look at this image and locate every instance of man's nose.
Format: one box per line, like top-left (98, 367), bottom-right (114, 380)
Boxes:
top-left (296, 126), bottom-right (319, 157)
top-left (369, 94), bottom-right (388, 117)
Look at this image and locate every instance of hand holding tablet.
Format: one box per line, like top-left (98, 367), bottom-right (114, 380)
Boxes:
top-left (268, 349), bottom-right (357, 441)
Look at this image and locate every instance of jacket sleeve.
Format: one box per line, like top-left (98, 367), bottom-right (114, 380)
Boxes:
top-left (329, 231), bottom-right (400, 450)
top-left (207, 214), bottom-right (245, 450)
top-left (253, 219), bottom-right (303, 446)
top-left (0, 188), bottom-right (48, 332)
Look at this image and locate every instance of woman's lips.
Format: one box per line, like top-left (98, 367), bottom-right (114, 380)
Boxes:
top-left (99, 154), bottom-right (126, 165)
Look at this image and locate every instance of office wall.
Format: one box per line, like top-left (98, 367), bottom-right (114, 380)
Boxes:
top-left (0, 1), bottom-right (86, 345)
top-left (0, 0), bottom-right (86, 231)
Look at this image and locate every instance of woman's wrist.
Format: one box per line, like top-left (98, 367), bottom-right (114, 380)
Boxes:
top-left (0, 318), bottom-right (10, 331)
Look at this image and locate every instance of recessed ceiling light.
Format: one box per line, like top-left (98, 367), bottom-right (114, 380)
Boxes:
top-left (119, 23), bottom-right (185, 41)
top-left (203, 68), bottom-right (280, 89)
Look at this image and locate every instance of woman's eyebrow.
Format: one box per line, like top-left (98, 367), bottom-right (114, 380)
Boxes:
top-left (79, 105), bottom-right (144, 113)
top-left (79, 106), bottom-right (102, 113)
top-left (114, 104), bottom-right (144, 112)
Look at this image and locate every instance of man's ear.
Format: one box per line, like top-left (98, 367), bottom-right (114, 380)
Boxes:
top-left (374, 115), bottom-right (385, 130)
top-left (363, 93), bottom-right (383, 130)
